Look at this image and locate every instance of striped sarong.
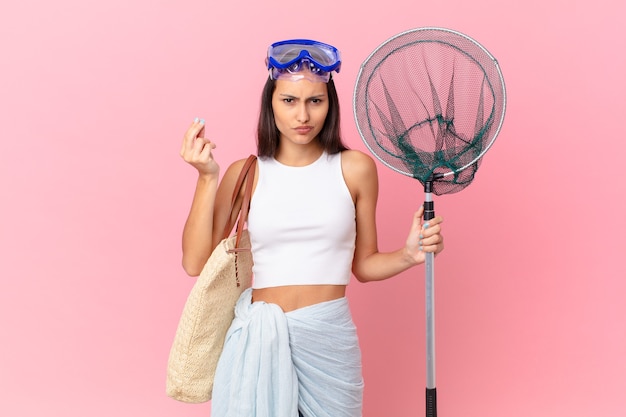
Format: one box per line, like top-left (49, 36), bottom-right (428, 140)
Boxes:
top-left (211, 288), bottom-right (364, 417)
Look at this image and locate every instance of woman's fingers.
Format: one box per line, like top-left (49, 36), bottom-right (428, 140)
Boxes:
top-left (181, 118), bottom-right (216, 160)
top-left (180, 118), bottom-right (206, 156)
top-left (419, 215), bottom-right (444, 253)
top-left (198, 139), bottom-right (216, 160)
top-left (192, 136), bottom-right (209, 154)
top-left (179, 118), bottom-right (220, 176)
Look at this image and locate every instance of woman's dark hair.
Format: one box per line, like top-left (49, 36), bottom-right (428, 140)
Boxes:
top-left (256, 77), bottom-right (348, 157)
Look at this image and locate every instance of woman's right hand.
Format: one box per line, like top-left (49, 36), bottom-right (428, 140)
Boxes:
top-left (179, 118), bottom-right (219, 177)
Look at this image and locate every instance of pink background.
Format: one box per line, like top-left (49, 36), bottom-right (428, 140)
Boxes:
top-left (1, 1), bottom-right (625, 416)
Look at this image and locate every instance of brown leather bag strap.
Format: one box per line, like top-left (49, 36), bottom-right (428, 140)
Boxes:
top-left (221, 155), bottom-right (257, 244)
top-left (231, 156), bottom-right (256, 251)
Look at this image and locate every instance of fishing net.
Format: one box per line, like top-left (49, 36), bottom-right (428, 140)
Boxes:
top-left (353, 27), bottom-right (506, 195)
top-left (353, 28), bottom-right (506, 417)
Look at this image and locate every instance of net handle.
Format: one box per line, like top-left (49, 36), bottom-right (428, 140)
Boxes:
top-left (424, 180), bottom-right (437, 417)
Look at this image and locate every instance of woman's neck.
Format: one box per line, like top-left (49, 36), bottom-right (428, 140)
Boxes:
top-left (274, 141), bottom-right (324, 167)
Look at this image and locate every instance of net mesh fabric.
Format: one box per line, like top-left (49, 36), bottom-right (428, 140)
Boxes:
top-left (354, 28), bottom-right (505, 195)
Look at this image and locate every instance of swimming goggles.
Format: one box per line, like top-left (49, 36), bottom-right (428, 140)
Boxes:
top-left (266, 39), bottom-right (342, 83)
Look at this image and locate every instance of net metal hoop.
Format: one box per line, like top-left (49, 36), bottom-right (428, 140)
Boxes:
top-left (353, 27), bottom-right (507, 180)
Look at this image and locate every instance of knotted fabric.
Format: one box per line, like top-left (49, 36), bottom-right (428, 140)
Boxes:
top-left (211, 288), bottom-right (364, 417)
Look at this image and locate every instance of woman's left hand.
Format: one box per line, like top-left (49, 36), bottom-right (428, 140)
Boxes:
top-left (405, 206), bottom-right (444, 265)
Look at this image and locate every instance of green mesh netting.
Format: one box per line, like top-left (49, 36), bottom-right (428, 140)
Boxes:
top-left (353, 28), bottom-right (506, 195)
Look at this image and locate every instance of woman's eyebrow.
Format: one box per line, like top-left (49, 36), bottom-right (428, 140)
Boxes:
top-left (277, 93), bottom-right (327, 100)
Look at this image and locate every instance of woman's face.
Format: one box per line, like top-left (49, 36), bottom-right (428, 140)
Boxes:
top-left (271, 78), bottom-right (329, 148)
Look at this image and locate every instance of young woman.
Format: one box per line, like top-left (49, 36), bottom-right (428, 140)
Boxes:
top-left (179, 39), bottom-right (444, 417)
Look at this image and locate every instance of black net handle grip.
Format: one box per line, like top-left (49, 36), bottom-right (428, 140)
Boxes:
top-left (426, 388), bottom-right (437, 417)
top-left (424, 200), bottom-right (435, 221)
top-left (423, 178), bottom-right (438, 221)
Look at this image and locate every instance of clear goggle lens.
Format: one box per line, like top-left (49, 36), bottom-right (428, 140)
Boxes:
top-left (269, 58), bottom-right (332, 82)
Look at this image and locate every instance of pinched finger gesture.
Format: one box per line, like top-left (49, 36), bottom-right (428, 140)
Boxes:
top-left (180, 118), bottom-right (219, 177)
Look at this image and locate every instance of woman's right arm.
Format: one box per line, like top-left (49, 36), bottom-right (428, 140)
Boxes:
top-left (180, 119), bottom-right (219, 276)
top-left (179, 119), bottom-right (249, 276)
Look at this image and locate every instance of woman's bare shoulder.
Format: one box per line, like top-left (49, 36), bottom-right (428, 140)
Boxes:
top-left (340, 150), bottom-right (378, 203)
top-left (341, 149), bottom-right (377, 176)
top-left (226, 156), bottom-right (254, 173)
top-left (215, 156), bottom-right (256, 199)
top-left (220, 156), bottom-right (255, 182)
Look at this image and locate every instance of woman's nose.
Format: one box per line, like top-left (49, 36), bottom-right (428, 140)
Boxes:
top-left (296, 104), bottom-right (309, 123)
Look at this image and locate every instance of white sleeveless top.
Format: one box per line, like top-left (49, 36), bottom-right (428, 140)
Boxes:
top-left (247, 151), bottom-right (356, 289)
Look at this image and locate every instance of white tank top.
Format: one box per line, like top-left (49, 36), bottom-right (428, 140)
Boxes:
top-left (248, 151), bottom-right (356, 289)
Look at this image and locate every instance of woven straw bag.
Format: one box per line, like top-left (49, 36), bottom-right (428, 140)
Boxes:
top-left (166, 155), bottom-right (257, 403)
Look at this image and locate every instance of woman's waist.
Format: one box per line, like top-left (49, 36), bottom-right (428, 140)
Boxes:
top-left (251, 284), bottom-right (347, 313)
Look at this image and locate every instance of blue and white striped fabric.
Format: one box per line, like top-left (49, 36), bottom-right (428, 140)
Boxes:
top-left (211, 288), bottom-right (364, 417)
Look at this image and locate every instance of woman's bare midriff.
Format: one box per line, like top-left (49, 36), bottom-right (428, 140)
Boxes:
top-left (252, 285), bottom-right (347, 312)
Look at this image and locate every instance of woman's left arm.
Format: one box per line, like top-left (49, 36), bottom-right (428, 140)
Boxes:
top-left (343, 150), bottom-right (444, 283)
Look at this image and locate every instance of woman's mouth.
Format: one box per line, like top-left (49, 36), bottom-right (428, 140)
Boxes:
top-left (294, 126), bottom-right (313, 134)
